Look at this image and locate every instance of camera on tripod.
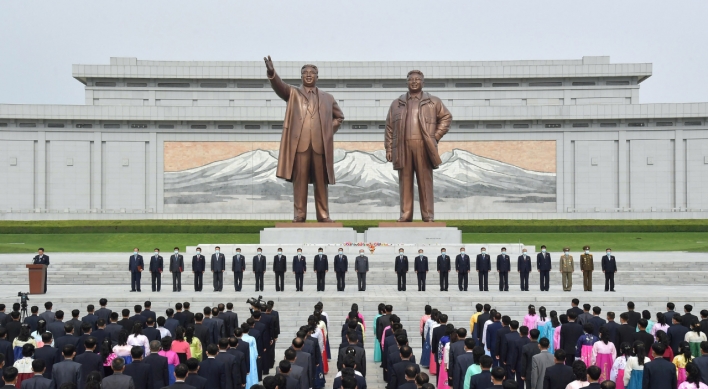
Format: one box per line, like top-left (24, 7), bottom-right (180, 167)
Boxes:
top-left (17, 292), bottom-right (29, 306)
top-left (246, 295), bottom-right (266, 310)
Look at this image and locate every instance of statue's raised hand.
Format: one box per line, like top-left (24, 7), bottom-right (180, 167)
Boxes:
top-left (264, 56), bottom-right (275, 78)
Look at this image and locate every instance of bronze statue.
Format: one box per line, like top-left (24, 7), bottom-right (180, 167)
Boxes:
top-left (264, 56), bottom-right (344, 222)
top-left (385, 70), bottom-right (452, 222)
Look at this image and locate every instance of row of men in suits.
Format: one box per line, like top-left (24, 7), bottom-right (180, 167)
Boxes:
top-left (129, 247), bottom-right (371, 293)
top-left (391, 246), bottom-right (619, 293)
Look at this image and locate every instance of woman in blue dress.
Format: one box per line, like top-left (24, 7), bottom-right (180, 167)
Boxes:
top-left (241, 324), bottom-right (260, 389)
top-left (624, 341), bottom-right (650, 389)
top-left (373, 303), bottom-right (384, 363)
top-left (540, 310), bottom-right (559, 355)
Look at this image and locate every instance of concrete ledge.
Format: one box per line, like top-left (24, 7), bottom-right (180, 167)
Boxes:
top-left (260, 227), bottom-right (357, 244)
top-left (365, 227), bottom-right (462, 244)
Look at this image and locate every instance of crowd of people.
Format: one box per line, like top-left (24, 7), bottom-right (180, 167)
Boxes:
top-left (1, 297), bottom-right (708, 389)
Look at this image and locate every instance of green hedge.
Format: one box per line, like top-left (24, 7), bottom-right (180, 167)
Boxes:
top-left (1, 219), bottom-right (708, 234)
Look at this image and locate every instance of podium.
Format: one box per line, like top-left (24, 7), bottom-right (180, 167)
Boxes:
top-left (26, 264), bottom-right (46, 294)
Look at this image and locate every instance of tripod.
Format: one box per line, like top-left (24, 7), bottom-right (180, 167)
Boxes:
top-left (20, 302), bottom-right (28, 321)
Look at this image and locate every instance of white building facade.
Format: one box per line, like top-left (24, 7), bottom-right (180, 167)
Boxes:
top-left (1, 56), bottom-right (707, 220)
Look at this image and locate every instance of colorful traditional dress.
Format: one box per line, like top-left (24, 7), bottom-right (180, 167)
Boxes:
top-left (11, 338), bottom-right (36, 362)
top-left (427, 321), bottom-right (440, 374)
top-left (538, 321), bottom-right (555, 354)
top-left (636, 319), bottom-right (655, 335)
top-left (373, 313), bottom-right (382, 363)
top-left (421, 317), bottom-right (434, 367)
top-left (576, 333), bottom-right (599, 367)
top-left (188, 337), bottom-right (202, 361)
top-left (553, 325), bottom-right (561, 356)
top-left (13, 357), bottom-right (34, 387)
top-left (463, 364), bottom-right (482, 389)
top-left (610, 356), bottom-right (628, 389)
top-left (522, 314), bottom-right (538, 337)
top-left (317, 320), bottom-right (329, 374)
top-left (678, 382), bottom-right (708, 389)
top-left (686, 331), bottom-right (707, 358)
top-left (591, 340), bottom-right (616, 382)
top-left (650, 322), bottom-right (669, 337)
top-left (437, 335), bottom-right (450, 389)
top-left (623, 356), bottom-right (649, 389)
top-left (242, 332), bottom-right (259, 389)
top-left (321, 311), bottom-right (331, 360)
top-left (673, 354), bottom-right (691, 387)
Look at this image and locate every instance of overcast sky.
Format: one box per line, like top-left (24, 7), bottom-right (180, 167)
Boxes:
top-left (1, 0), bottom-right (706, 105)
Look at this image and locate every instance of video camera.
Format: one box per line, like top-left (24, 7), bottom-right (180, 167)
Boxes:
top-left (246, 295), bottom-right (266, 311)
top-left (17, 292), bottom-right (29, 306)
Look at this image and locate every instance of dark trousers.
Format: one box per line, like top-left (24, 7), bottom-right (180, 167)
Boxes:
top-left (478, 271), bottom-right (488, 291)
top-left (417, 272), bottom-right (426, 291)
top-left (295, 272), bottom-right (304, 291)
top-left (194, 271), bottom-right (203, 291)
top-left (213, 271), bottom-right (223, 291)
top-left (131, 271), bottom-right (141, 291)
top-left (565, 351), bottom-right (575, 366)
top-left (515, 370), bottom-right (524, 389)
top-left (336, 271), bottom-right (346, 291)
top-left (172, 272), bottom-right (181, 291)
top-left (539, 270), bottom-right (550, 291)
top-left (397, 272), bottom-right (407, 291)
top-left (439, 271), bottom-right (449, 290)
top-left (520, 271), bottom-right (529, 291)
top-left (499, 271), bottom-right (508, 291)
top-left (458, 271), bottom-right (468, 290)
top-left (43, 269), bottom-right (48, 293)
top-left (151, 272), bottom-right (161, 291)
top-left (292, 146), bottom-right (329, 221)
top-left (275, 271), bottom-right (285, 291)
top-left (233, 271), bottom-right (243, 291)
top-left (316, 271), bottom-right (326, 291)
top-left (357, 272), bottom-right (366, 291)
top-left (255, 272), bottom-right (264, 291)
top-left (605, 272), bottom-right (615, 291)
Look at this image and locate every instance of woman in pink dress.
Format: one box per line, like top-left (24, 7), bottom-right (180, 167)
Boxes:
top-left (674, 341), bottom-right (694, 387)
top-left (650, 313), bottom-right (669, 337)
top-left (591, 327), bottom-right (616, 382)
top-left (437, 325), bottom-right (455, 389)
top-left (610, 342), bottom-right (632, 389)
top-left (554, 314), bottom-right (567, 354)
top-left (576, 323), bottom-right (599, 367)
top-left (159, 337), bottom-right (180, 385)
top-left (679, 362), bottom-right (708, 389)
top-left (522, 305), bottom-right (538, 337)
top-left (427, 311), bottom-right (440, 375)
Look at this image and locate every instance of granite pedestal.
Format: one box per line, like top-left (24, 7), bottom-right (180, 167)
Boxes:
top-left (365, 226), bottom-right (462, 244)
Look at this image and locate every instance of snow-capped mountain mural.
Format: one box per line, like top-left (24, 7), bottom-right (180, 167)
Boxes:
top-left (164, 146), bottom-right (556, 213)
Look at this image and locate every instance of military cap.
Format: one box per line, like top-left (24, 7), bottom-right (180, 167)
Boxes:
top-left (583, 246), bottom-right (590, 250)
top-left (563, 247), bottom-right (570, 251)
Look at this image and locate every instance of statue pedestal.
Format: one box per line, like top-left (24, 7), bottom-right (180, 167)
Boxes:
top-left (365, 225), bottom-right (462, 244)
top-left (261, 225), bottom-right (357, 244)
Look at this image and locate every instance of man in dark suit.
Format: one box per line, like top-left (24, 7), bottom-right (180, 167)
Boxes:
top-left (334, 249), bottom-right (348, 291)
top-left (636, 319), bottom-right (655, 352)
top-left (456, 247), bottom-right (471, 291)
top-left (395, 249), bottom-right (408, 291)
top-left (129, 248), bottom-right (144, 292)
top-left (124, 347), bottom-right (153, 389)
top-left (54, 323), bottom-right (81, 354)
top-left (389, 346), bottom-right (418, 389)
top-left (517, 249), bottom-right (532, 291)
top-left (32, 248), bottom-right (50, 293)
top-left (291, 338), bottom-right (313, 389)
top-left (485, 313), bottom-right (502, 363)
top-left (452, 338), bottom-right (477, 389)
top-left (437, 248), bottom-right (451, 291)
top-left (448, 328), bottom-right (467, 386)
top-left (143, 318), bottom-right (161, 342)
top-left (185, 358), bottom-right (207, 389)
top-left (414, 249), bottom-right (428, 292)
top-left (293, 249), bottom-right (307, 292)
top-left (542, 349), bottom-right (575, 389)
top-left (46, 311), bottom-right (66, 342)
top-left (692, 341), bottom-right (708, 385)
top-left (278, 361), bottom-right (304, 389)
top-left (664, 303), bottom-right (677, 327)
top-left (493, 317), bottom-right (511, 368)
top-left (231, 335), bottom-right (251, 376)
top-left (203, 309), bottom-right (224, 346)
top-left (165, 364), bottom-right (195, 389)
top-left (668, 315), bottom-right (689, 355)
top-left (273, 248), bottom-right (287, 292)
top-left (66, 310), bottom-right (84, 338)
top-left (502, 321), bottom-right (521, 381)
top-left (496, 248), bottom-right (510, 292)
top-left (144, 341), bottom-right (169, 389)
top-left (50, 345), bottom-right (81, 389)
top-left (683, 305), bottom-right (700, 328)
top-left (39, 302), bottom-right (55, 325)
top-left (642, 343), bottom-right (676, 389)
top-left (616, 313), bottom-right (637, 354)
top-left (622, 302), bottom-right (642, 328)
top-left (75, 324), bottom-right (94, 355)
top-left (80, 306), bottom-right (98, 332)
top-left (149, 249), bottom-right (163, 292)
top-left (536, 246), bottom-right (551, 291)
top-left (337, 332), bottom-right (367, 377)
top-left (218, 304), bottom-right (238, 340)
top-left (601, 248), bottom-right (617, 292)
top-left (215, 339), bottom-right (244, 389)
top-left (130, 306), bottom-right (147, 329)
top-left (314, 248), bottom-right (328, 292)
top-left (232, 248), bottom-right (246, 292)
top-left (74, 338), bottom-right (102, 389)
top-left (95, 299), bottom-right (111, 324)
top-left (468, 355), bottom-right (493, 389)
top-left (354, 249), bottom-right (369, 291)
top-left (560, 312), bottom-right (584, 366)
top-left (211, 247), bottom-right (226, 292)
top-left (253, 249), bottom-right (266, 292)
top-left (520, 329), bottom-right (541, 385)
top-left (5, 312), bottom-right (23, 343)
top-left (193, 315), bottom-right (211, 352)
top-left (20, 359), bottom-right (52, 389)
top-left (163, 310), bottom-right (179, 338)
top-left (169, 247), bottom-right (184, 292)
top-left (192, 248), bottom-right (205, 292)
top-left (589, 307), bottom-right (607, 336)
top-left (34, 333), bottom-right (57, 379)
top-left (604, 312), bottom-right (620, 348)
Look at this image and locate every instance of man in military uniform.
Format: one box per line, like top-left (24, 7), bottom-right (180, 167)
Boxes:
top-left (580, 245), bottom-right (594, 292)
top-left (560, 247), bottom-right (574, 292)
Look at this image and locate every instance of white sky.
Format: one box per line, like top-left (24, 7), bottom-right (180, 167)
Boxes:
top-left (1, 0), bottom-right (707, 105)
